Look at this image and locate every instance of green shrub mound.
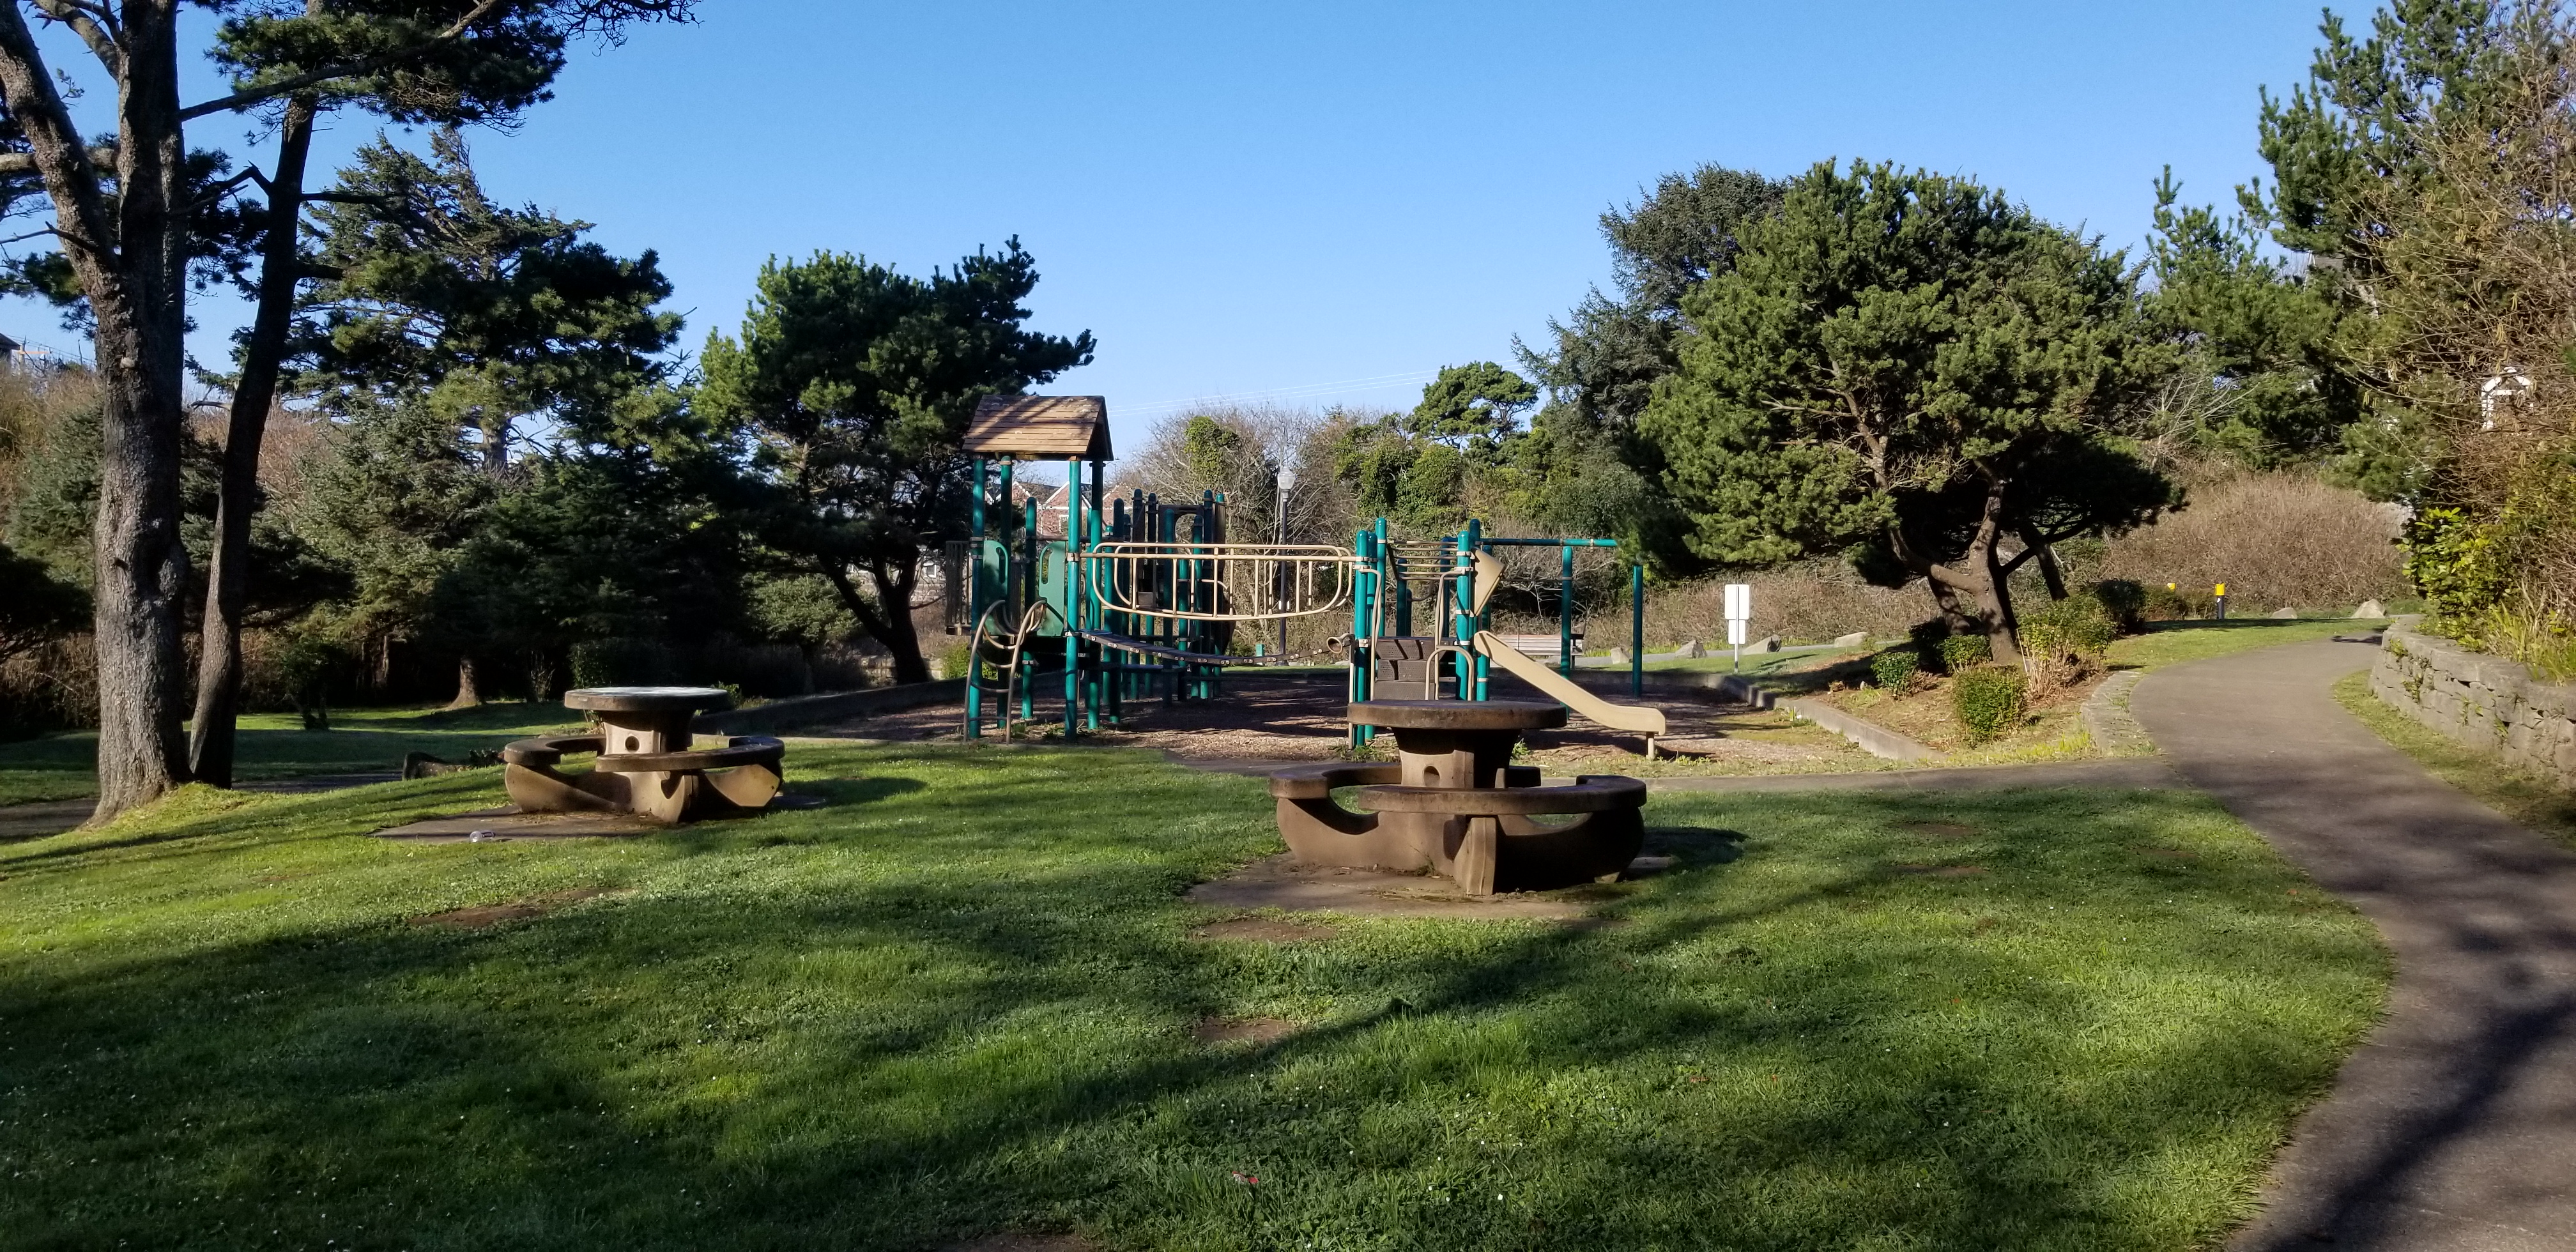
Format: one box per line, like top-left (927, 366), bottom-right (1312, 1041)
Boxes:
top-left (1869, 648), bottom-right (1921, 689)
top-left (1952, 664), bottom-right (2028, 742)
top-left (1908, 619), bottom-right (1953, 672)
top-left (2089, 579), bottom-right (2148, 634)
top-left (2021, 595), bottom-right (2119, 659)
top-left (1939, 632), bottom-right (1993, 671)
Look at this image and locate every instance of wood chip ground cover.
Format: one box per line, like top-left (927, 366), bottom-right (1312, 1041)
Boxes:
top-left (0, 740), bottom-right (2385, 1249)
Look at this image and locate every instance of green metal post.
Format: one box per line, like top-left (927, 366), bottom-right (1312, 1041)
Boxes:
top-left (966, 455), bottom-right (985, 738)
top-left (1630, 563), bottom-right (1644, 698)
top-left (1559, 542), bottom-right (1575, 676)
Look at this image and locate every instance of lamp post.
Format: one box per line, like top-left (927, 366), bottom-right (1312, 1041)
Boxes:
top-left (1274, 465), bottom-right (1298, 657)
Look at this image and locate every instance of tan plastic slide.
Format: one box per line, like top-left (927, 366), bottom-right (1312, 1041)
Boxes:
top-left (1473, 629), bottom-right (1668, 737)
top-left (1464, 549), bottom-right (1667, 738)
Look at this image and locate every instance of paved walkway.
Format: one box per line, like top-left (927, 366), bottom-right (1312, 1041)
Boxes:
top-left (2133, 639), bottom-right (2576, 1251)
top-left (0, 770), bottom-right (399, 844)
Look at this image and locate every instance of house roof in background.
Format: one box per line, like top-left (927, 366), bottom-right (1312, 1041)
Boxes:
top-left (962, 395), bottom-right (1112, 461)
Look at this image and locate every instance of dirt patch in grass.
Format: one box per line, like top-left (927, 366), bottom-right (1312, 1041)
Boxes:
top-left (1902, 820), bottom-right (1982, 839)
top-left (1891, 864), bottom-right (1989, 878)
top-left (945, 1235), bottom-right (1098, 1252)
top-left (410, 887), bottom-right (616, 929)
top-left (1193, 1016), bottom-right (1298, 1045)
top-left (1188, 917), bottom-right (1337, 943)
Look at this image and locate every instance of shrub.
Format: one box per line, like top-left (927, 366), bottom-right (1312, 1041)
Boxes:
top-left (1869, 648), bottom-right (1921, 690)
top-left (2089, 579), bottom-right (2147, 634)
top-left (2142, 583), bottom-right (2202, 620)
top-left (2021, 597), bottom-right (2117, 657)
top-left (1591, 560), bottom-right (1928, 651)
top-left (1952, 664), bottom-right (2027, 743)
top-left (1938, 632), bottom-right (1993, 671)
top-left (2098, 471), bottom-right (2406, 612)
top-left (1908, 619), bottom-right (1954, 672)
top-left (2019, 595), bottom-right (2118, 694)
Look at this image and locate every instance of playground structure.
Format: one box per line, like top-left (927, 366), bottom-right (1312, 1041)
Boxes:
top-left (956, 395), bottom-right (1668, 751)
top-left (502, 686), bottom-right (787, 823)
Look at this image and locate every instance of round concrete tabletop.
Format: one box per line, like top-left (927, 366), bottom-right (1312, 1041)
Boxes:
top-left (563, 685), bottom-right (733, 714)
top-left (1349, 699), bottom-right (1566, 731)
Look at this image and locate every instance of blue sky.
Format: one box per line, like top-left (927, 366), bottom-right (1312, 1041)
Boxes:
top-left (15, 1), bottom-right (2353, 455)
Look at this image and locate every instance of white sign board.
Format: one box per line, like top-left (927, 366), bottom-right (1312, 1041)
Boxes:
top-left (1726, 618), bottom-right (1748, 646)
top-left (1723, 583), bottom-right (1752, 623)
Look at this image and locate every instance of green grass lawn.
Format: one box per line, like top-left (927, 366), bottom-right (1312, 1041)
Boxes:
top-left (2332, 670), bottom-right (2576, 848)
top-left (2103, 618), bottom-right (2385, 671)
top-left (0, 703), bottom-right (584, 805)
top-left (0, 743), bottom-right (2386, 1249)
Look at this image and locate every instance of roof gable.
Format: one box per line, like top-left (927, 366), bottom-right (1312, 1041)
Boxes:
top-left (962, 395), bottom-right (1111, 460)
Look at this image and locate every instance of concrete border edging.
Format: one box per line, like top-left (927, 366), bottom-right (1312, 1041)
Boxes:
top-left (1781, 696), bottom-right (1940, 761)
top-left (2080, 669), bottom-right (2152, 756)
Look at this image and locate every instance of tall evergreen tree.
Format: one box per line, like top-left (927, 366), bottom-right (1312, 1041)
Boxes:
top-left (1514, 164), bottom-right (1786, 565)
top-left (1639, 160), bottom-right (2174, 660)
top-left (698, 243), bottom-right (1094, 685)
top-left (0, 0), bottom-right (688, 818)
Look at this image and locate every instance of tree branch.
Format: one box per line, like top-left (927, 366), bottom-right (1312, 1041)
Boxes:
top-left (0, 144), bottom-right (116, 175)
top-left (178, 0), bottom-right (514, 121)
top-left (30, 0), bottom-right (119, 78)
top-left (0, 7), bottom-right (118, 263)
top-left (185, 165), bottom-right (264, 213)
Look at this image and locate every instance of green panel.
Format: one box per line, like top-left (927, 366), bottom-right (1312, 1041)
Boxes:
top-left (974, 538), bottom-right (1012, 615)
top-left (1032, 541), bottom-right (1071, 637)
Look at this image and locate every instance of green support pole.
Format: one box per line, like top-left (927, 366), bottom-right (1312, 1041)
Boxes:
top-left (1559, 542), bottom-right (1575, 677)
top-left (1022, 496), bottom-right (1038, 724)
top-left (1085, 458), bottom-right (1104, 730)
top-left (966, 455), bottom-right (985, 739)
top-left (1631, 563), bottom-right (1644, 698)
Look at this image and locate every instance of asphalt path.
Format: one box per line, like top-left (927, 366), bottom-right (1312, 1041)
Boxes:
top-left (2134, 639), bottom-right (2576, 1251)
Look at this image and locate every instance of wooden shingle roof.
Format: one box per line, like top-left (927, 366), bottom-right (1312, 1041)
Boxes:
top-left (962, 395), bottom-right (1112, 460)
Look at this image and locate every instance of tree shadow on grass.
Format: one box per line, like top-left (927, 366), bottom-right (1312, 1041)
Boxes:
top-left (0, 774), bottom-right (2384, 1251)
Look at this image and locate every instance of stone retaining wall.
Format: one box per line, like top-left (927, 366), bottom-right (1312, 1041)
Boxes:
top-left (2373, 623), bottom-right (2576, 788)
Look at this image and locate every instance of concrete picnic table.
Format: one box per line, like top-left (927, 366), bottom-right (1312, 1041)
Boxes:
top-left (500, 685), bottom-right (786, 824)
top-left (1267, 698), bottom-right (1646, 894)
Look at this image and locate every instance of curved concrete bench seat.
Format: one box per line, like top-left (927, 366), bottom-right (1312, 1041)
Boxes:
top-left (502, 732), bottom-right (786, 824)
top-left (1357, 775), bottom-right (1644, 815)
top-left (1271, 760), bottom-right (1644, 896)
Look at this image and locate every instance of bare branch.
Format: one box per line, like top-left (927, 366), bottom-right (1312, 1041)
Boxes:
top-left (0, 144), bottom-right (116, 175)
top-left (178, 0), bottom-right (513, 121)
top-left (0, 6), bottom-right (118, 262)
top-left (184, 165), bottom-right (264, 214)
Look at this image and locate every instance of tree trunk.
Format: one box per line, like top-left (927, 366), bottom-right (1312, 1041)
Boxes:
top-left (190, 93), bottom-right (318, 788)
top-left (447, 655), bottom-right (482, 710)
top-left (818, 555), bottom-right (933, 686)
top-left (2027, 533), bottom-right (2070, 601)
top-left (868, 556), bottom-right (932, 685)
top-left (1888, 480), bottom-right (2024, 666)
top-left (0, 2), bottom-right (197, 820)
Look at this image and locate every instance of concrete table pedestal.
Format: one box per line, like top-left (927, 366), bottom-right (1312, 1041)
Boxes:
top-left (502, 686), bottom-right (787, 824)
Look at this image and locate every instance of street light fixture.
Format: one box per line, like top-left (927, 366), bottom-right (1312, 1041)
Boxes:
top-left (1274, 465), bottom-right (1298, 656)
